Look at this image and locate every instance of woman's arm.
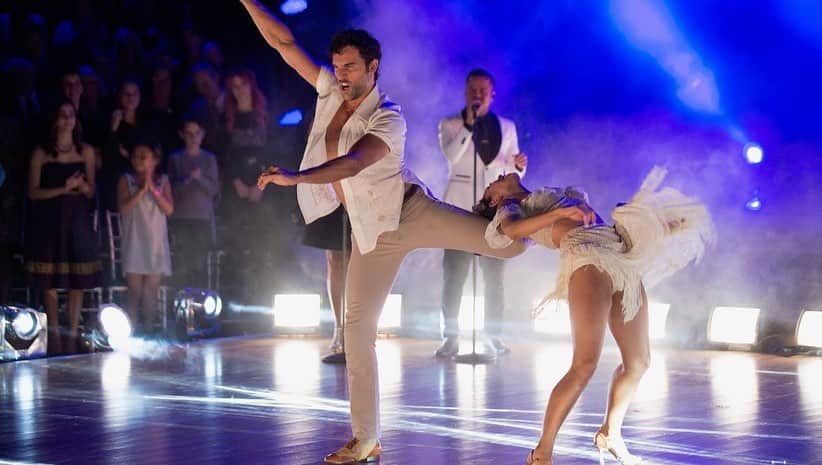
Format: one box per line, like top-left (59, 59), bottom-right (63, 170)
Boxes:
top-left (77, 144), bottom-right (96, 199)
top-left (499, 205), bottom-right (596, 240)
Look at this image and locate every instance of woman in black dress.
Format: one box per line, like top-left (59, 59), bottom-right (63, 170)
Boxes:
top-left (26, 101), bottom-right (101, 354)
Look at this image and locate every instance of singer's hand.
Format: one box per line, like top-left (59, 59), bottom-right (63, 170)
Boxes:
top-left (514, 153), bottom-right (528, 171)
top-left (464, 102), bottom-right (481, 126)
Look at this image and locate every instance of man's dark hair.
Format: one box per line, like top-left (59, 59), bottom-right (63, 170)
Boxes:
top-left (330, 29), bottom-right (382, 80)
top-left (466, 68), bottom-right (495, 87)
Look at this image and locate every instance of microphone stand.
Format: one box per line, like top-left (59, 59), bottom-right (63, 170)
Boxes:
top-left (455, 105), bottom-right (496, 365)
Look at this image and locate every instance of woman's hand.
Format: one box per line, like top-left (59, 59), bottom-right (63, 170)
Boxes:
top-left (111, 109), bottom-right (124, 132)
top-left (64, 171), bottom-right (83, 191)
top-left (556, 205), bottom-right (597, 227)
top-left (77, 178), bottom-right (92, 196)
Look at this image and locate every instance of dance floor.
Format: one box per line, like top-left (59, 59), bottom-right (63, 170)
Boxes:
top-left (1, 336), bottom-right (820, 465)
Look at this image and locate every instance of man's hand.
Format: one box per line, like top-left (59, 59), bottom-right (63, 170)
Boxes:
top-left (190, 167), bottom-right (202, 181)
top-left (257, 166), bottom-right (299, 189)
top-left (514, 153), bottom-right (528, 171)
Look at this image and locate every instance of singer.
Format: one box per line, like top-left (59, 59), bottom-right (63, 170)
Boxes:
top-left (241, 1), bottom-right (527, 463)
top-left (435, 69), bottom-right (528, 358)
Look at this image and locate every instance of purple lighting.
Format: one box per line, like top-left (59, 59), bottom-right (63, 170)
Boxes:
top-left (610, 0), bottom-right (720, 114)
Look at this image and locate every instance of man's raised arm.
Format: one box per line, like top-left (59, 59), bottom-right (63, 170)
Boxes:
top-left (239, 0), bottom-right (320, 87)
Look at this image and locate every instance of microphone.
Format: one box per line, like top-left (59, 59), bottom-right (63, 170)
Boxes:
top-left (471, 102), bottom-right (480, 117)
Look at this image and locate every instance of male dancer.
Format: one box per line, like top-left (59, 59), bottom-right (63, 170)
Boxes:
top-left (241, 1), bottom-right (526, 463)
top-left (437, 68), bottom-right (527, 357)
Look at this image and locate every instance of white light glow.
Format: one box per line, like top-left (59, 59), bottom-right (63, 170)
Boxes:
top-left (649, 302), bottom-right (671, 340)
top-left (204, 294), bottom-right (222, 317)
top-left (99, 304), bottom-right (133, 346)
top-left (533, 300), bottom-right (571, 335)
top-left (743, 143), bottom-right (764, 164)
top-left (708, 306), bottom-right (760, 345)
top-left (710, 353), bottom-right (759, 424)
top-left (378, 294), bottom-right (402, 330)
top-left (797, 310), bottom-right (822, 348)
top-left (274, 340), bottom-right (319, 392)
top-left (273, 294), bottom-right (321, 329)
top-left (458, 295), bottom-right (484, 332)
top-left (12, 310), bottom-right (39, 340)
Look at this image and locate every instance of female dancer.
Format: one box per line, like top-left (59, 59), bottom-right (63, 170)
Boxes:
top-left (477, 168), bottom-right (712, 464)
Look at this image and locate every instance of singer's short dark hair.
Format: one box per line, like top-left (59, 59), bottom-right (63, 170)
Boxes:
top-left (330, 29), bottom-right (382, 80)
top-left (466, 68), bottom-right (495, 87)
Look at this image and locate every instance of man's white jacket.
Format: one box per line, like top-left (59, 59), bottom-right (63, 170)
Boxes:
top-left (439, 112), bottom-right (524, 210)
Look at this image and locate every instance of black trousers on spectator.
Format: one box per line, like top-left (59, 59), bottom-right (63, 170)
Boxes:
top-left (171, 218), bottom-right (213, 289)
top-left (441, 249), bottom-right (506, 338)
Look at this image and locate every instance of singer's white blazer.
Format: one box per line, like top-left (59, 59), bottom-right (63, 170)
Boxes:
top-left (438, 112), bottom-right (524, 210)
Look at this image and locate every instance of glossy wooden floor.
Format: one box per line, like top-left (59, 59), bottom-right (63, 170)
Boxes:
top-left (1, 336), bottom-right (820, 465)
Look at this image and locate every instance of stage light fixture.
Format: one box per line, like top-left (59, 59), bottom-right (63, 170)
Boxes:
top-left (708, 306), bottom-right (760, 345)
top-left (745, 190), bottom-right (762, 211)
top-left (175, 289), bottom-right (222, 338)
top-left (796, 310), bottom-right (822, 349)
top-left (1, 305), bottom-right (47, 361)
top-left (86, 303), bottom-right (134, 351)
top-left (743, 143), bottom-right (764, 164)
top-left (273, 294), bottom-right (321, 330)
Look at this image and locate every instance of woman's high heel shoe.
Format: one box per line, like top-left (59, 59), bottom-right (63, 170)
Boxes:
top-left (526, 449), bottom-right (552, 465)
top-left (593, 432), bottom-right (643, 465)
